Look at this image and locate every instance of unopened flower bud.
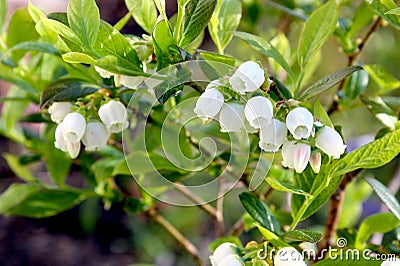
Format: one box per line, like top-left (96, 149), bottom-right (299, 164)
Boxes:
top-left (48, 102), bottom-right (72, 123)
top-left (309, 152), bottom-right (322, 173)
top-left (286, 107), bottom-right (314, 140)
top-left (245, 96), bottom-right (274, 129)
top-left (315, 126), bottom-right (346, 159)
top-left (61, 112), bottom-right (86, 143)
top-left (66, 141), bottom-right (81, 159)
top-left (98, 100), bottom-right (129, 133)
top-left (82, 122), bottom-right (110, 151)
top-left (229, 61), bottom-right (265, 94)
top-left (218, 103), bottom-right (246, 132)
top-left (274, 247), bottom-right (307, 266)
top-left (194, 88), bottom-right (224, 121)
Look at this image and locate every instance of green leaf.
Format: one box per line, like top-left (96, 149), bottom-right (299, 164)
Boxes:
top-left (355, 212), bottom-right (400, 249)
top-left (0, 0), bottom-right (6, 34)
top-left (366, 0), bottom-right (400, 30)
top-left (179, 0), bottom-right (217, 48)
top-left (331, 129), bottom-right (400, 177)
top-left (291, 166), bottom-right (318, 218)
top-left (6, 8), bottom-right (40, 61)
top-left (124, 197), bottom-right (147, 214)
top-left (386, 7), bottom-right (400, 15)
top-left (67, 0), bottom-right (100, 47)
top-left (299, 66), bottom-right (363, 100)
top-left (364, 65), bottom-right (400, 95)
top-left (360, 95), bottom-right (398, 130)
top-left (154, 67), bottom-right (191, 103)
top-left (239, 192), bottom-right (281, 234)
top-left (208, 0), bottom-right (241, 54)
top-left (0, 64), bottom-right (36, 93)
top-left (344, 68), bottom-right (369, 100)
top-left (265, 177), bottom-right (311, 196)
top-left (283, 229), bottom-right (322, 243)
top-left (41, 16), bottom-right (83, 47)
top-left (313, 100), bottom-right (333, 128)
top-left (152, 16), bottom-right (174, 69)
top-left (3, 153), bottom-right (36, 182)
top-left (255, 225), bottom-right (288, 248)
top-left (297, 0), bottom-right (338, 68)
top-left (126, 0), bottom-right (157, 34)
top-left (7, 41), bottom-right (59, 55)
top-left (40, 79), bottom-right (98, 108)
top-left (208, 237), bottom-right (242, 251)
top-left (199, 51), bottom-right (235, 66)
top-left (365, 177), bottom-right (400, 221)
top-left (1, 86), bottom-right (29, 131)
top-left (234, 31), bottom-right (295, 82)
top-left (0, 184), bottom-right (84, 218)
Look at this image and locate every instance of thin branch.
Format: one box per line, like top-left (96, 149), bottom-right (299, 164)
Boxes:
top-left (328, 17), bottom-right (383, 115)
top-left (215, 177), bottom-right (225, 237)
top-left (228, 216), bottom-right (245, 237)
top-left (173, 182), bottom-right (218, 218)
top-left (147, 208), bottom-right (205, 266)
top-left (316, 169), bottom-right (363, 261)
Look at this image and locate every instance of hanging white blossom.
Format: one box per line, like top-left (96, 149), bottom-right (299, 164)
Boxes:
top-left (229, 61), bottom-right (265, 94)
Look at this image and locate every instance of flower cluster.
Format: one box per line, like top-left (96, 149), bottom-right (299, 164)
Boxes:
top-left (49, 100), bottom-right (129, 159)
top-left (194, 61), bottom-right (347, 173)
top-left (210, 243), bottom-right (244, 266)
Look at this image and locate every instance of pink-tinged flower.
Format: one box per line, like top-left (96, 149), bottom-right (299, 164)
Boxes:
top-left (245, 96), bottom-right (274, 129)
top-left (98, 100), bottom-right (129, 133)
top-left (194, 88), bottom-right (224, 121)
top-left (48, 102), bottom-right (72, 123)
top-left (229, 61), bottom-right (265, 94)
top-left (82, 122), bottom-right (110, 151)
top-left (259, 119), bottom-right (287, 152)
top-left (282, 140), bottom-right (311, 173)
top-left (218, 103), bottom-right (246, 132)
top-left (61, 112), bottom-right (86, 143)
top-left (315, 126), bottom-right (346, 159)
top-left (286, 107), bottom-right (314, 140)
top-left (309, 152), bottom-right (322, 173)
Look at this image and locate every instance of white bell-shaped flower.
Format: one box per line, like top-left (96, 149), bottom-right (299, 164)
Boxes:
top-left (315, 126), bottom-right (346, 159)
top-left (66, 141), bottom-right (81, 159)
top-left (218, 254), bottom-right (245, 266)
top-left (194, 88), bottom-right (224, 121)
top-left (94, 66), bottom-right (114, 78)
top-left (98, 100), bottom-right (129, 133)
top-left (48, 102), bottom-right (72, 124)
top-left (286, 107), bottom-right (314, 140)
top-left (259, 119), bottom-right (287, 152)
top-left (244, 96), bottom-right (274, 129)
top-left (82, 122), bottom-right (110, 151)
top-left (218, 103), bottom-right (246, 132)
top-left (120, 75), bottom-right (145, 89)
top-left (274, 247), bottom-right (307, 266)
top-left (54, 123), bottom-right (67, 152)
top-left (281, 140), bottom-right (311, 173)
top-left (61, 112), bottom-right (86, 143)
top-left (309, 152), bottom-right (322, 173)
top-left (381, 258), bottom-right (400, 266)
top-left (229, 61), bottom-right (265, 94)
top-left (210, 243), bottom-right (239, 266)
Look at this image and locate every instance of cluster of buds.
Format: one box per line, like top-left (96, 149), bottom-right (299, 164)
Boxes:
top-left (194, 61), bottom-right (347, 174)
top-left (49, 100), bottom-right (129, 159)
top-left (210, 243), bottom-right (244, 266)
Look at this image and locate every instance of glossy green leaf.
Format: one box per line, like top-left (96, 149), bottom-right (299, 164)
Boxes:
top-left (0, 184), bottom-right (84, 218)
top-left (126, 0), bottom-right (157, 34)
top-left (364, 65), bottom-right (400, 95)
top-left (180, 0), bottom-right (217, 48)
top-left (313, 100), bottom-right (333, 128)
top-left (208, 0), bottom-right (241, 54)
top-left (298, 0), bottom-right (338, 68)
top-left (299, 66), bottom-right (363, 100)
top-left (199, 52), bottom-right (235, 67)
top-left (7, 41), bottom-right (59, 55)
top-left (0, 0), bottom-right (6, 34)
top-left (356, 212), bottom-right (400, 249)
top-left (40, 79), bottom-right (98, 108)
top-left (153, 16), bottom-right (174, 69)
top-left (40, 16), bottom-right (83, 47)
top-left (344, 68), bottom-right (369, 100)
top-left (366, 0), bottom-right (400, 30)
top-left (239, 192), bottom-right (281, 234)
top-left (386, 7), bottom-right (400, 15)
top-left (291, 166), bottom-right (318, 219)
top-left (265, 177), bottom-right (311, 196)
top-left (3, 153), bottom-right (36, 182)
top-left (331, 129), bottom-right (400, 177)
top-left (255, 225), bottom-right (288, 249)
top-left (208, 237), bottom-right (242, 251)
top-left (0, 64), bottom-right (36, 94)
top-left (360, 95), bottom-right (398, 129)
top-left (67, 0), bottom-right (100, 47)
top-left (154, 67), bottom-right (191, 103)
top-left (234, 31), bottom-right (295, 81)
top-left (365, 177), bottom-right (400, 221)
top-left (283, 229), bottom-right (322, 243)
